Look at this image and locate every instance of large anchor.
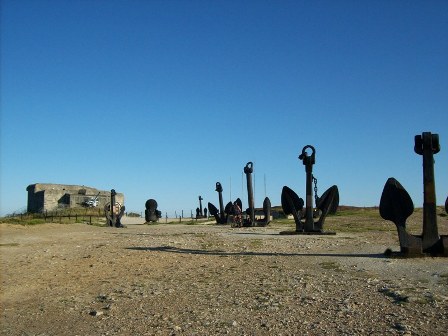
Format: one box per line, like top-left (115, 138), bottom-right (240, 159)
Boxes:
top-left (243, 162), bottom-right (271, 227)
top-left (380, 132), bottom-right (448, 256)
top-left (281, 145), bottom-right (339, 234)
top-left (207, 182), bottom-right (240, 224)
top-left (195, 196), bottom-right (206, 219)
top-left (104, 189), bottom-right (125, 228)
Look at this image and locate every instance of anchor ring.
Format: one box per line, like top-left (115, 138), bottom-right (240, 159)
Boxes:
top-left (244, 162), bottom-right (253, 174)
top-left (215, 182), bottom-right (223, 192)
top-left (299, 145), bottom-right (315, 160)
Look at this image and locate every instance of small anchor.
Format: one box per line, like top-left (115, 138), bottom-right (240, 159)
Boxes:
top-left (104, 189), bottom-right (125, 228)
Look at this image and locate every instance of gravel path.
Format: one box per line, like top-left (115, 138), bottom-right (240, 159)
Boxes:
top-left (1, 219), bottom-right (447, 335)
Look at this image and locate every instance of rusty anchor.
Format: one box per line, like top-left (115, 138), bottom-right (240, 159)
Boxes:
top-left (380, 132), bottom-right (448, 257)
top-left (104, 189), bottom-right (126, 228)
top-left (281, 145), bottom-right (339, 235)
top-left (242, 162), bottom-right (271, 227)
top-left (195, 196), bottom-right (205, 219)
top-left (208, 182), bottom-right (238, 224)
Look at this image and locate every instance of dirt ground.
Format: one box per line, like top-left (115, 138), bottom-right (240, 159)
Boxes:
top-left (1, 212), bottom-right (448, 336)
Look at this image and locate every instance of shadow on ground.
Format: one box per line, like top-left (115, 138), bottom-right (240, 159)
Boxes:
top-left (125, 245), bottom-right (386, 258)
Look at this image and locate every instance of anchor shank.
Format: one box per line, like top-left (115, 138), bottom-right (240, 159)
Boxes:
top-left (111, 189), bottom-right (116, 225)
top-left (218, 191), bottom-right (225, 222)
top-left (215, 182), bottom-right (225, 223)
top-left (199, 196), bottom-right (203, 216)
top-left (418, 132), bottom-right (440, 249)
top-left (244, 162), bottom-right (255, 226)
top-left (304, 162), bottom-right (314, 231)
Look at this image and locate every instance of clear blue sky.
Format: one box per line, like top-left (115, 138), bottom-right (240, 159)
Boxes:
top-left (1, 0), bottom-right (447, 217)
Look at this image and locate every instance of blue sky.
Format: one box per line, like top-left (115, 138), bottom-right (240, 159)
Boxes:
top-left (1, 0), bottom-right (447, 217)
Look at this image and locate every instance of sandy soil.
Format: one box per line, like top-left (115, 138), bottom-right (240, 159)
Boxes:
top-left (1, 214), bottom-right (448, 336)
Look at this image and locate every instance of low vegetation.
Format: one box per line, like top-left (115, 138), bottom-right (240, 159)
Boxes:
top-left (0, 207), bottom-right (107, 226)
top-left (2, 206), bottom-right (447, 235)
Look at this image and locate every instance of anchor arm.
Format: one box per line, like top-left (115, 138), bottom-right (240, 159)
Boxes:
top-left (314, 185), bottom-right (339, 231)
top-left (380, 178), bottom-right (423, 254)
top-left (207, 202), bottom-right (222, 224)
top-left (281, 186), bottom-right (304, 231)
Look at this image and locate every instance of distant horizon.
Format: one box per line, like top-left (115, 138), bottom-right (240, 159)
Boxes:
top-left (7, 178), bottom-right (447, 218)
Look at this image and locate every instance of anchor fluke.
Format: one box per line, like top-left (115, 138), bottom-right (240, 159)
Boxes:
top-left (379, 178), bottom-right (414, 228)
top-left (208, 202), bottom-right (225, 224)
top-left (281, 186), bottom-right (304, 216)
top-left (316, 185), bottom-right (339, 214)
top-left (314, 185), bottom-right (339, 231)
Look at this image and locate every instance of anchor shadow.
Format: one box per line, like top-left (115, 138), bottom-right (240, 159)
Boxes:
top-left (125, 246), bottom-right (385, 258)
top-left (228, 232), bottom-right (281, 236)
